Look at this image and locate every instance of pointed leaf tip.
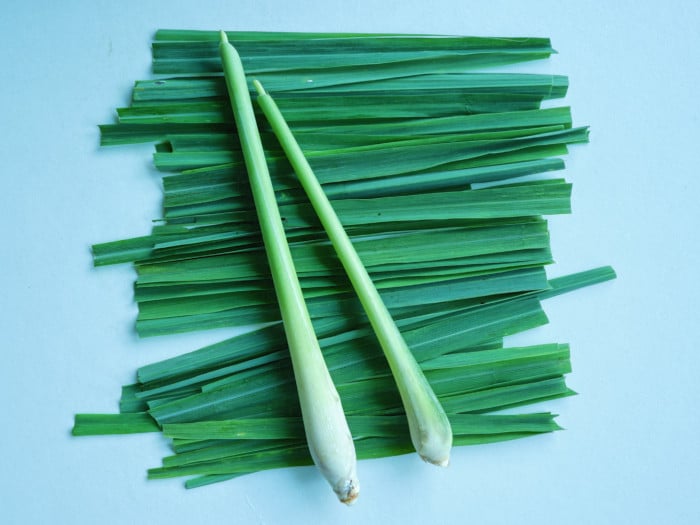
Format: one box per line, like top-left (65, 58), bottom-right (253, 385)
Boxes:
top-left (219, 30), bottom-right (229, 44)
top-left (253, 79), bottom-right (266, 96)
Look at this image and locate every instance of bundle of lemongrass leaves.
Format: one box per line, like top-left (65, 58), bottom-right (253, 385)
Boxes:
top-left (73, 30), bottom-right (615, 502)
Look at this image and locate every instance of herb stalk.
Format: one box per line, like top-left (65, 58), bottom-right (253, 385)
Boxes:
top-left (254, 80), bottom-right (453, 466)
top-left (218, 31), bottom-right (359, 503)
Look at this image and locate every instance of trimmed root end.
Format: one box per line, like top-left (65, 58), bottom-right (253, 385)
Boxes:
top-left (420, 453), bottom-right (450, 467)
top-left (336, 479), bottom-right (360, 505)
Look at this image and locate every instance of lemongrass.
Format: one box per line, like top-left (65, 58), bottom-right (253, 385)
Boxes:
top-left (77, 29), bottom-right (617, 496)
top-left (218, 31), bottom-right (358, 504)
top-left (254, 80), bottom-right (452, 466)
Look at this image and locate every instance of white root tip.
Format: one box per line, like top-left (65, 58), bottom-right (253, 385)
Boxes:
top-left (335, 478), bottom-right (360, 505)
top-left (420, 454), bottom-right (450, 467)
top-left (414, 424), bottom-right (452, 467)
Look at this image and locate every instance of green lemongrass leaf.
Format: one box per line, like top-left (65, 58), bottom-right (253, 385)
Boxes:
top-left (163, 418), bottom-right (305, 441)
top-left (155, 51), bottom-right (556, 83)
top-left (72, 413), bottom-right (160, 435)
top-left (157, 160), bottom-right (566, 228)
top-left (328, 342), bottom-right (568, 396)
top-left (145, 295), bottom-right (549, 425)
top-left (190, 299), bottom-right (551, 403)
top-left (119, 384), bottom-right (151, 413)
top-left (150, 127), bottom-right (585, 175)
top-left (161, 170), bottom-right (570, 224)
top-left (160, 158), bottom-right (565, 221)
top-left (270, 91), bottom-right (546, 120)
top-left (139, 240), bottom-right (552, 281)
top-left (147, 444), bottom-right (311, 479)
top-left (540, 266), bottom-right (617, 299)
top-left (305, 107), bottom-right (572, 137)
top-left (155, 143), bottom-right (568, 217)
top-left (92, 235), bottom-right (157, 267)
top-left (131, 77), bottom-right (225, 103)
top-left (110, 100), bottom-right (571, 138)
top-left (161, 412), bottom-right (558, 442)
top-left (255, 70), bottom-right (566, 96)
top-left (133, 258), bottom-right (551, 337)
top-left (151, 32), bottom-right (554, 79)
top-left (154, 48), bottom-right (543, 72)
top-left (133, 350), bottom-right (289, 402)
top-left (134, 266), bottom-right (546, 310)
top-left (128, 80), bottom-right (546, 121)
top-left (167, 437), bottom-right (291, 461)
top-left (299, 128), bottom-right (586, 185)
top-left (134, 268), bottom-right (546, 324)
top-left (156, 30), bottom-right (552, 50)
top-left (278, 180), bottom-right (571, 230)
top-left (442, 376), bottom-right (575, 414)
top-left (331, 344), bottom-right (565, 418)
top-left (150, 432), bottom-right (504, 480)
top-left (100, 123), bottom-right (232, 146)
top-left (132, 273), bottom-right (544, 336)
top-left (157, 125), bottom-right (568, 155)
top-left (178, 425), bottom-right (546, 489)
top-left (185, 475), bottom-right (240, 489)
top-left (117, 101), bottom-right (231, 125)
top-left (177, 423), bottom-right (541, 489)
top-left (134, 221), bottom-right (550, 285)
top-left (158, 142), bottom-right (568, 208)
top-left (149, 411), bottom-right (561, 482)
top-left (162, 397), bottom-right (555, 471)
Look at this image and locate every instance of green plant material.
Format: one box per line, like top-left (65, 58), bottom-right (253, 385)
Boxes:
top-left (111, 266), bottom-right (611, 420)
top-left (149, 127), bottom-right (586, 174)
top-left (152, 31), bottom-right (556, 75)
top-left (140, 297), bottom-right (550, 425)
top-left (74, 267), bottom-right (613, 487)
top-left (131, 220), bottom-right (554, 337)
top-left (159, 177), bottom-right (571, 230)
top-left (540, 265), bottom-right (617, 299)
top-left (72, 413), bottom-right (160, 435)
top-left (133, 267), bottom-right (548, 323)
top-left (135, 220), bottom-right (551, 285)
top-left (75, 29), bottom-right (616, 496)
top-left (158, 144), bottom-right (568, 213)
top-left (161, 412), bottom-right (560, 441)
top-left (142, 412), bottom-right (561, 483)
top-left (257, 78), bottom-right (452, 465)
top-left (218, 31), bottom-right (358, 504)
top-left (98, 31), bottom-right (569, 165)
top-left (128, 68), bottom-right (565, 99)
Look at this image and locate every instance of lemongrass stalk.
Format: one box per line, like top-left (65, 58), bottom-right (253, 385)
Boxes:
top-left (254, 80), bottom-right (453, 466)
top-left (218, 31), bottom-right (359, 504)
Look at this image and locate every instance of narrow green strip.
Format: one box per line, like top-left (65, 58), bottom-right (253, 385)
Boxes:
top-left (72, 413), bottom-right (160, 435)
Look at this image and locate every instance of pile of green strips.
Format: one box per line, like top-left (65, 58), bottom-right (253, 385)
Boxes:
top-left (74, 30), bottom-right (614, 491)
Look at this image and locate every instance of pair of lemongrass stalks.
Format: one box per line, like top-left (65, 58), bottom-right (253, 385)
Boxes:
top-left (218, 32), bottom-right (452, 504)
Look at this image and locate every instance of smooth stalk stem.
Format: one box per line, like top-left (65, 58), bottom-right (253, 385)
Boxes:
top-left (218, 31), bottom-right (359, 503)
top-left (254, 79), bottom-right (453, 466)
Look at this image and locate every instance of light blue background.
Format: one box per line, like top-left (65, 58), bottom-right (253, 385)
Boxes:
top-left (2, 1), bottom-right (699, 523)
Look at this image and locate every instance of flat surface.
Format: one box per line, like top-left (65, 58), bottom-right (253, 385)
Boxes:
top-left (2, 1), bottom-right (699, 523)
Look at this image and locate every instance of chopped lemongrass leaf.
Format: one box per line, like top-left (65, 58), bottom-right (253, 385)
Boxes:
top-left (72, 413), bottom-right (160, 435)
